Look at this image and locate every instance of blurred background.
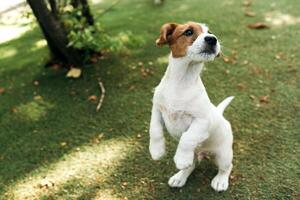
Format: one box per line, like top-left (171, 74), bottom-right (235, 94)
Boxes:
top-left (0, 0), bottom-right (299, 199)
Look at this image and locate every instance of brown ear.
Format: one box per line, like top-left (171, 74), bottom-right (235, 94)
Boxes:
top-left (156, 23), bottom-right (178, 47)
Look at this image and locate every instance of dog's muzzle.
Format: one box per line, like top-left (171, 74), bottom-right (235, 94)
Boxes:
top-left (201, 36), bottom-right (218, 54)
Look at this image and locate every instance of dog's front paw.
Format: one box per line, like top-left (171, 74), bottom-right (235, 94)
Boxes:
top-left (168, 172), bottom-right (188, 188)
top-left (174, 151), bottom-right (194, 170)
top-left (211, 174), bottom-right (229, 192)
top-left (149, 139), bottom-right (166, 160)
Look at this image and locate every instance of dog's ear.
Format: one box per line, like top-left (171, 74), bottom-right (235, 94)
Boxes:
top-left (156, 23), bottom-right (178, 47)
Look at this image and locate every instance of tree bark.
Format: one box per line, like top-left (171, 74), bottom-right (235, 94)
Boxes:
top-left (71, 0), bottom-right (94, 25)
top-left (79, 0), bottom-right (94, 25)
top-left (48, 0), bottom-right (58, 17)
top-left (27, 0), bottom-right (83, 67)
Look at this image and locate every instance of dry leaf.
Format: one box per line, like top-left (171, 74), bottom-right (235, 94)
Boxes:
top-left (248, 22), bottom-right (269, 29)
top-left (249, 95), bottom-right (256, 100)
top-left (11, 107), bottom-right (17, 113)
top-left (88, 95), bottom-right (97, 102)
top-left (0, 88), bottom-right (5, 94)
top-left (140, 67), bottom-right (153, 77)
top-left (90, 57), bottom-right (98, 63)
top-left (37, 178), bottom-right (55, 189)
top-left (121, 182), bottom-right (128, 189)
top-left (60, 142), bottom-right (67, 147)
top-left (52, 64), bottom-right (61, 71)
top-left (223, 56), bottom-right (230, 63)
top-left (237, 83), bottom-right (246, 90)
top-left (34, 95), bottom-right (43, 101)
top-left (244, 11), bottom-right (256, 17)
top-left (222, 52), bottom-right (237, 64)
top-left (243, 0), bottom-right (252, 7)
top-left (243, 60), bottom-right (249, 65)
top-left (259, 95), bottom-right (269, 103)
top-left (33, 80), bottom-right (39, 86)
top-left (128, 85), bottom-right (135, 91)
top-left (275, 52), bottom-right (283, 60)
top-left (66, 68), bottom-right (82, 78)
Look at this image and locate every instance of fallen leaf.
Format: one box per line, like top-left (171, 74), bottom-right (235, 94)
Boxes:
top-left (121, 182), bottom-right (128, 189)
top-left (90, 57), bottom-right (98, 63)
top-left (0, 88), bottom-right (5, 94)
top-left (244, 11), bottom-right (256, 17)
top-left (248, 22), bottom-right (269, 29)
top-left (222, 53), bottom-right (237, 64)
top-left (275, 52), bottom-right (283, 60)
top-left (243, 0), bottom-right (252, 7)
top-left (34, 95), bottom-right (43, 101)
top-left (11, 107), bottom-right (17, 113)
top-left (249, 95), bottom-right (256, 100)
top-left (140, 67), bottom-right (153, 77)
top-left (88, 95), bottom-right (97, 102)
top-left (33, 80), bottom-right (39, 86)
top-left (128, 85), bottom-right (135, 91)
top-left (66, 68), bottom-right (82, 78)
top-left (237, 83), bottom-right (246, 90)
top-left (259, 95), bottom-right (269, 103)
top-left (222, 56), bottom-right (229, 63)
top-left (37, 178), bottom-right (55, 189)
top-left (52, 63), bottom-right (61, 71)
top-left (60, 142), bottom-right (67, 147)
top-left (243, 60), bottom-right (249, 65)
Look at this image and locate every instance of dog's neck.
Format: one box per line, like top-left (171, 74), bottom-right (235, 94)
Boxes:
top-left (164, 54), bottom-right (204, 85)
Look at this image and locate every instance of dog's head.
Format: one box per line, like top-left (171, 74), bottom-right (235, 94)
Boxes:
top-left (156, 22), bottom-right (220, 62)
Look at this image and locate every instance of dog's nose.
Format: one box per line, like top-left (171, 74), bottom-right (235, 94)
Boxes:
top-left (204, 36), bottom-right (217, 46)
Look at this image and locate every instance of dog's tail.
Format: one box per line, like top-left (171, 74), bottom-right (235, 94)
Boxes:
top-left (217, 96), bottom-right (234, 114)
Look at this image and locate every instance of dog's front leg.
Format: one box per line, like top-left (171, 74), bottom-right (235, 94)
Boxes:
top-left (174, 118), bottom-right (209, 169)
top-left (149, 105), bottom-right (166, 160)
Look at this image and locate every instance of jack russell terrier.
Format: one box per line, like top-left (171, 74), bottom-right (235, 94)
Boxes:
top-left (149, 22), bottom-right (234, 192)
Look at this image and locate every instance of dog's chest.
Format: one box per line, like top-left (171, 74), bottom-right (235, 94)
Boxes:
top-left (158, 103), bottom-right (193, 138)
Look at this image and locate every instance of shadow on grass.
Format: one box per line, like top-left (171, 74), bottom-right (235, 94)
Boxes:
top-left (0, 25), bottom-right (152, 196)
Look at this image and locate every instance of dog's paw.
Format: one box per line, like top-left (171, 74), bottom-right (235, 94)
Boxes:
top-left (211, 174), bottom-right (229, 192)
top-left (168, 172), bottom-right (188, 188)
top-left (149, 139), bottom-right (166, 160)
top-left (174, 151), bottom-right (194, 170)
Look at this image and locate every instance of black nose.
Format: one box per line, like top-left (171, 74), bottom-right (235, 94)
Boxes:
top-left (204, 36), bottom-right (217, 46)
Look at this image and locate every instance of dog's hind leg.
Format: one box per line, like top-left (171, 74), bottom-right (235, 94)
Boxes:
top-left (211, 122), bottom-right (233, 192)
top-left (211, 147), bottom-right (233, 192)
top-left (168, 161), bottom-right (195, 188)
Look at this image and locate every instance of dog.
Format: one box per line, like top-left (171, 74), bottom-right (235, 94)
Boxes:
top-left (149, 22), bottom-right (234, 192)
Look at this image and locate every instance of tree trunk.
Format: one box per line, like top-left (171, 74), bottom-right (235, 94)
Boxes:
top-left (79, 0), bottom-right (94, 25)
top-left (48, 0), bottom-right (58, 17)
top-left (71, 0), bottom-right (94, 25)
top-left (27, 0), bottom-right (83, 67)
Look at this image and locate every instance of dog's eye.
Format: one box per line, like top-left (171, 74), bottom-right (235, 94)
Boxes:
top-left (208, 30), bottom-right (212, 34)
top-left (183, 29), bottom-right (194, 36)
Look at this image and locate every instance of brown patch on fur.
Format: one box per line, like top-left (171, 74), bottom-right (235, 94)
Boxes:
top-left (156, 22), bottom-right (203, 57)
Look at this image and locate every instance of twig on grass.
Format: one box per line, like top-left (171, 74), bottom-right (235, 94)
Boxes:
top-left (97, 0), bottom-right (121, 17)
top-left (96, 78), bottom-right (105, 112)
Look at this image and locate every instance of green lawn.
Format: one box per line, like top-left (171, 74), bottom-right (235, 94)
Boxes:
top-left (0, 0), bottom-right (299, 199)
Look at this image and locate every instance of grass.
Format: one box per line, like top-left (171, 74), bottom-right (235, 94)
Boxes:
top-left (0, 0), bottom-right (299, 199)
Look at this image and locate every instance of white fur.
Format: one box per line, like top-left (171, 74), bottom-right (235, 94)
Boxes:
top-left (149, 23), bottom-right (234, 192)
